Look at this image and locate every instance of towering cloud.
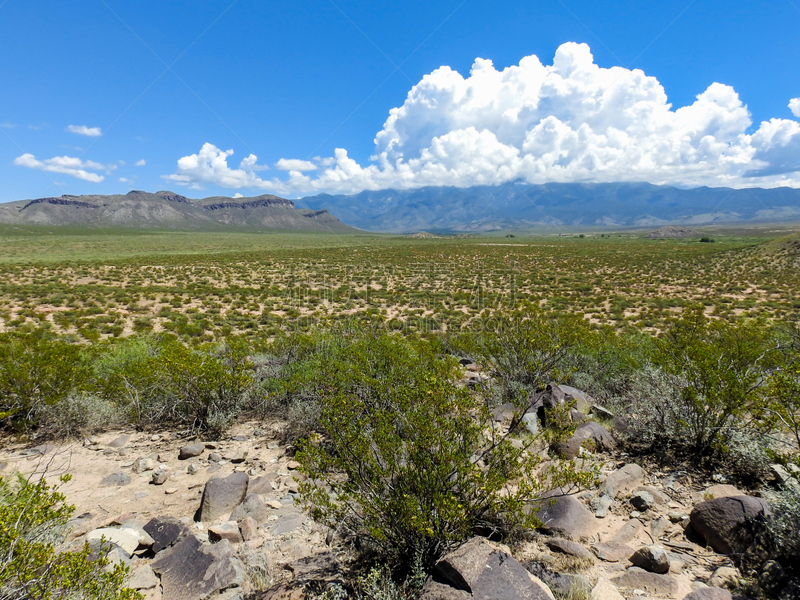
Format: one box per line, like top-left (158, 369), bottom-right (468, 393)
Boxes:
top-left (167, 43), bottom-right (800, 194)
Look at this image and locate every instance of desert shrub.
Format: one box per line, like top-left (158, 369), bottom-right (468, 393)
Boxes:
top-left (0, 332), bottom-right (91, 432)
top-left (764, 321), bottom-right (800, 463)
top-left (37, 393), bottom-right (121, 439)
top-left (0, 472), bottom-right (141, 600)
top-left (93, 336), bottom-right (255, 436)
top-left (453, 306), bottom-right (591, 400)
top-left (296, 328), bottom-right (594, 574)
top-left (648, 307), bottom-right (777, 457)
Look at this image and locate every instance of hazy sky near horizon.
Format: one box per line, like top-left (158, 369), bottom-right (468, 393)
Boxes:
top-left (2, 0), bottom-right (800, 202)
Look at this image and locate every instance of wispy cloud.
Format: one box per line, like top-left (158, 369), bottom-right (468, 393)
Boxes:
top-left (66, 124), bottom-right (103, 137)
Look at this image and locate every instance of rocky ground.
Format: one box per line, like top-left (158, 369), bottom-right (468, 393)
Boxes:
top-left (0, 380), bottom-right (794, 600)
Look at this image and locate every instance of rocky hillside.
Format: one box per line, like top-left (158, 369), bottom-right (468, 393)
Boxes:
top-left (0, 190), bottom-right (356, 232)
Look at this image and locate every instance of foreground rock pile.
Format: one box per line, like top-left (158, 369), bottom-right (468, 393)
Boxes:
top-left (1, 380), bottom-right (796, 600)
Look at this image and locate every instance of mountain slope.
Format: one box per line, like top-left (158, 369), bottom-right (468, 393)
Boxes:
top-left (297, 182), bottom-right (800, 232)
top-left (0, 191), bottom-right (356, 232)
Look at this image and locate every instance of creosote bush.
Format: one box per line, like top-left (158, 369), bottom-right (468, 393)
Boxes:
top-left (0, 472), bottom-right (141, 600)
top-left (296, 327), bottom-right (595, 574)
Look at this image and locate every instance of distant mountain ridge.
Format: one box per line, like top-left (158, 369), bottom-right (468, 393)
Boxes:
top-left (0, 190), bottom-right (355, 232)
top-left (296, 182), bottom-right (800, 232)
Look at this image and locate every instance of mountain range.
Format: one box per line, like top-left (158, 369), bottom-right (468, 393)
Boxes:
top-left (2, 183), bottom-right (800, 233)
top-left (0, 190), bottom-right (354, 232)
top-left (296, 182), bottom-right (800, 232)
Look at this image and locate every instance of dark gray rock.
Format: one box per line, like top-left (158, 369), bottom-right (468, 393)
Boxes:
top-left (528, 489), bottom-right (597, 540)
top-left (420, 537), bottom-right (553, 600)
top-left (151, 534), bottom-right (245, 600)
top-left (285, 552), bottom-right (341, 582)
top-left (689, 496), bottom-right (772, 554)
top-left (197, 471), bottom-right (249, 522)
top-left (179, 443), bottom-right (205, 459)
top-left (629, 545), bottom-right (670, 574)
top-left (143, 516), bottom-right (190, 553)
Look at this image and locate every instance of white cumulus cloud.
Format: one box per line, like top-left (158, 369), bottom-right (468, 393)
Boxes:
top-left (135, 159), bottom-right (146, 167)
top-left (790, 98), bottom-right (800, 118)
top-left (14, 153), bottom-right (114, 182)
top-left (276, 158), bottom-right (317, 171)
top-left (164, 143), bottom-right (272, 190)
top-left (67, 125), bottom-right (102, 137)
top-left (167, 43), bottom-right (800, 194)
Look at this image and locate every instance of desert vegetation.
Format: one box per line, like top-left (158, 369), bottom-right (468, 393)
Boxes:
top-left (1, 226), bottom-right (799, 599)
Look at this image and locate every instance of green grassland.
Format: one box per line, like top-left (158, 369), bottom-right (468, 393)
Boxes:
top-left (0, 224), bottom-right (798, 342)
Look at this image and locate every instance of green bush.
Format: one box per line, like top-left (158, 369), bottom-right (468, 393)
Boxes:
top-left (0, 332), bottom-right (91, 432)
top-left (452, 306), bottom-right (591, 399)
top-left (296, 328), bottom-right (594, 573)
top-left (0, 472), bottom-right (141, 600)
top-left (650, 307), bottom-right (777, 456)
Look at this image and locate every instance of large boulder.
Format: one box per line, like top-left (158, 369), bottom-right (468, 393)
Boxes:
top-left (573, 421), bottom-right (616, 452)
top-left (527, 490), bottom-right (598, 540)
top-left (629, 545), bottom-right (670, 574)
top-left (143, 516), bottom-right (190, 553)
top-left (197, 471), bottom-right (249, 522)
top-left (151, 534), bottom-right (245, 600)
top-left (420, 537), bottom-right (555, 600)
top-left (689, 496), bottom-right (771, 554)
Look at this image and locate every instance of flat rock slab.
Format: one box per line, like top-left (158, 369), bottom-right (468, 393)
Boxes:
top-left (529, 491), bottom-right (597, 540)
top-left (100, 472), bottom-right (131, 487)
top-left (127, 565), bottom-right (160, 591)
top-left (151, 534), bottom-right (245, 600)
top-left (421, 537), bottom-right (555, 600)
top-left (610, 519), bottom-right (643, 544)
top-left (601, 464), bottom-right (645, 498)
top-left (86, 527), bottom-right (141, 556)
top-left (197, 471), bottom-right (249, 522)
top-left (286, 552), bottom-right (341, 582)
top-left (271, 513), bottom-right (306, 535)
top-left (591, 542), bottom-right (634, 562)
top-left (544, 538), bottom-right (594, 561)
top-left (611, 567), bottom-right (680, 597)
top-left (690, 496), bottom-right (772, 554)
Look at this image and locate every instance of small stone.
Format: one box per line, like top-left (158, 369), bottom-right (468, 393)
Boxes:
top-left (668, 511), bottom-right (688, 523)
top-left (188, 463), bottom-right (200, 475)
top-left (709, 566), bottom-right (740, 589)
top-left (151, 466), bottom-right (169, 485)
top-left (629, 545), bottom-right (670, 574)
top-left (591, 493), bottom-right (614, 518)
top-left (239, 516), bottom-right (258, 541)
top-left (630, 491), bottom-right (655, 511)
top-left (266, 500), bottom-right (282, 509)
top-left (164, 487), bottom-right (178, 495)
top-left (208, 452), bottom-right (223, 463)
top-left (287, 460), bottom-right (300, 470)
top-left (150, 434), bottom-right (161, 442)
top-left (179, 443), bottom-right (205, 460)
top-left (132, 457), bottom-right (156, 474)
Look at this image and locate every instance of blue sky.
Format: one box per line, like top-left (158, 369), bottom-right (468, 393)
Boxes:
top-left (2, 0), bottom-right (800, 203)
